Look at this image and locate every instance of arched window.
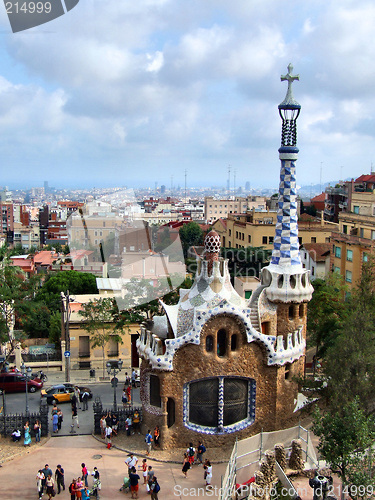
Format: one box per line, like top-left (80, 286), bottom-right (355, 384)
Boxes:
top-left (167, 398), bottom-right (175, 428)
top-left (206, 335), bottom-right (213, 352)
top-left (231, 334), bottom-right (237, 351)
top-left (289, 305), bottom-right (294, 319)
top-left (217, 329), bottom-right (227, 357)
top-left (149, 375), bottom-right (161, 407)
top-left (299, 304), bottom-right (304, 317)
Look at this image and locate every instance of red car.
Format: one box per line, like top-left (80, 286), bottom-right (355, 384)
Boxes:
top-left (0, 372), bottom-right (43, 393)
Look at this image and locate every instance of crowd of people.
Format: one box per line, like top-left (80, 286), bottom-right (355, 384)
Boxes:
top-left (35, 463), bottom-right (101, 500)
top-left (181, 441), bottom-right (212, 487)
top-left (11, 418), bottom-right (42, 446)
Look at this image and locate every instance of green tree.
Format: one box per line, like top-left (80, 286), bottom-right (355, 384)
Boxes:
top-left (49, 311), bottom-right (62, 347)
top-left (79, 298), bottom-right (122, 378)
top-left (313, 398), bottom-right (375, 493)
top-left (323, 258), bottom-right (375, 411)
top-left (0, 256), bottom-right (42, 349)
top-left (17, 301), bottom-right (51, 338)
top-left (35, 270), bottom-right (98, 311)
top-left (179, 222), bottom-right (204, 258)
top-left (221, 247), bottom-right (271, 281)
top-left (307, 273), bottom-right (348, 356)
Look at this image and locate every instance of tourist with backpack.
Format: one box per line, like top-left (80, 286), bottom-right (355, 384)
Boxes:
top-left (187, 442), bottom-right (195, 465)
top-left (150, 476), bottom-right (160, 500)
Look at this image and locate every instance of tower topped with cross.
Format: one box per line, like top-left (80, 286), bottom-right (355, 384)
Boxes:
top-left (261, 64), bottom-right (313, 303)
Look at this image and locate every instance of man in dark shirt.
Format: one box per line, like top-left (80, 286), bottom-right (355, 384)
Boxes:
top-left (55, 464), bottom-right (65, 493)
top-left (129, 466), bottom-right (140, 499)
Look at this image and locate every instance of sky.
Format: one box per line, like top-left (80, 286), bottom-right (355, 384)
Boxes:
top-left (0, 0), bottom-right (375, 191)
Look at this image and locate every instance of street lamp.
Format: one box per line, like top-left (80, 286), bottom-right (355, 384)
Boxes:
top-left (61, 291), bottom-right (74, 383)
top-left (20, 362), bottom-right (32, 416)
top-left (106, 359), bottom-right (123, 412)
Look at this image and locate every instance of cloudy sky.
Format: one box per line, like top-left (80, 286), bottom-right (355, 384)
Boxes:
top-left (0, 0), bottom-right (374, 191)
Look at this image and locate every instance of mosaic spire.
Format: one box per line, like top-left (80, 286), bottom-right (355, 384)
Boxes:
top-left (204, 230), bottom-right (221, 275)
top-left (261, 64), bottom-right (313, 303)
top-left (270, 64), bottom-right (302, 270)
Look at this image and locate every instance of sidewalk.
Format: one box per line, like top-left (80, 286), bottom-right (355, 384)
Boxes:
top-left (0, 434), bottom-right (228, 499)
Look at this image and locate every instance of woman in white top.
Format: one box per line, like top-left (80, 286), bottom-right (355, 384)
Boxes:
top-left (36, 469), bottom-right (45, 500)
top-left (45, 473), bottom-right (55, 500)
top-left (205, 460), bottom-right (213, 487)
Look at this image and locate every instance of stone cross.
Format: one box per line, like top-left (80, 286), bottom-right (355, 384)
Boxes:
top-left (281, 63), bottom-right (299, 91)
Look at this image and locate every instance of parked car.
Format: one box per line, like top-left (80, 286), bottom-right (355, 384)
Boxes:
top-left (0, 372), bottom-right (44, 393)
top-left (41, 383), bottom-right (93, 405)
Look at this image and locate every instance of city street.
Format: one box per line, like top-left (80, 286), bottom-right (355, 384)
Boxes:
top-left (2, 379), bottom-right (141, 436)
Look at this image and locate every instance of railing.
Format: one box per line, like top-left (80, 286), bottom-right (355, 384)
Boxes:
top-left (20, 352), bottom-right (62, 363)
top-left (219, 425), bottom-right (319, 500)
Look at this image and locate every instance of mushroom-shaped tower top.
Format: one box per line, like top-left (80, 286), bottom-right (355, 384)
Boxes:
top-left (205, 230), bottom-right (221, 253)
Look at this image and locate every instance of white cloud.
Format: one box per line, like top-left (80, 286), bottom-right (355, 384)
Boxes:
top-left (0, 0), bottom-right (375, 188)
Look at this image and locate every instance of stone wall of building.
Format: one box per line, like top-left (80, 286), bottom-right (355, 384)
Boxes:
top-left (141, 313), bottom-right (303, 449)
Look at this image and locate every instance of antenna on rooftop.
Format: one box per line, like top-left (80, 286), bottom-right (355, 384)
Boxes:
top-left (184, 169), bottom-right (187, 203)
top-left (320, 162), bottom-right (323, 193)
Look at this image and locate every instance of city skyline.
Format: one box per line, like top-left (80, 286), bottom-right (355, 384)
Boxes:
top-left (0, 1), bottom-right (374, 189)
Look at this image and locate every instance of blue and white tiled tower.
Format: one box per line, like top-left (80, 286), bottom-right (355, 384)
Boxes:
top-left (262, 64), bottom-right (313, 302)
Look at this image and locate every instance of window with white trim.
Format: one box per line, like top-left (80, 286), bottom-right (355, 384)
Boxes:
top-left (186, 376), bottom-right (255, 432)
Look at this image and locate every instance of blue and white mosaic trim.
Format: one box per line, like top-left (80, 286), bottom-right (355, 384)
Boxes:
top-left (271, 159), bottom-right (302, 267)
top-left (136, 297), bottom-right (305, 370)
top-left (182, 376), bottom-right (256, 435)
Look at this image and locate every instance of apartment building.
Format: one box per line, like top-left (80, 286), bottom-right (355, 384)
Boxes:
top-left (213, 210), bottom-right (338, 250)
top-left (330, 176), bottom-right (375, 290)
top-left (204, 196), bottom-right (266, 224)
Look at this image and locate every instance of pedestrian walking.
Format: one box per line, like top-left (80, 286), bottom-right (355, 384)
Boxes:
top-left (196, 441), bottom-right (206, 464)
top-left (132, 369), bottom-right (136, 387)
top-left (52, 412), bottom-right (59, 433)
top-left (125, 453), bottom-right (138, 475)
top-left (75, 477), bottom-right (83, 499)
top-left (129, 466), bottom-right (140, 499)
top-left (126, 384), bottom-right (132, 404)
top-left (122, 389), bottom-right (128, 407)
top-left (153, 426), bottom-right (160, 447)
top-left (204, 460), bottom-right (213, 487)
top-left (150, 476), bottom-right (160, 500)
top-left (146, 466), bottom-right (154, 493)
top-left (71, 399), bottom-right (79, 430)
top-left (141, 458), bottom-right (148, 484)
top-left (34, 420), bottom-right (41, 443)
top-left (36, 469), bottom-right (45, 500)
top-left (45, 473), bottom-right (55, 500)
top-left (125, 415), bottom-right (132, 436)
top-left (132, 410), bottom-right (140, 434)
top-left (111, 413), bottom-right (118, 436)
top-left (100, 415), bottom-right (106, 438)
top-left (24, 420), bottom-right (31, 447)
top-left (145, 429), bottom-right (153, 455)
top-left (82, 390), bottom-right (89, 411)
top-left (69, 478), bottom-right (77, 500)
top-left (81, 462), bottom-right (88, 487)
top-left (74, 386), bottom-right (81, 409)
top-left (187, 442), bottom-right (195, 465)
top-left (182, 453), bottom-right (190, 478)
top-left (55, 464), bottom-right (65, 493)
top-left (105, 423), bottom-right (113, 449)
top-left (42, 464), bottom-right (53, 492)
top-left (57, 409), bottom-right (63, 431)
